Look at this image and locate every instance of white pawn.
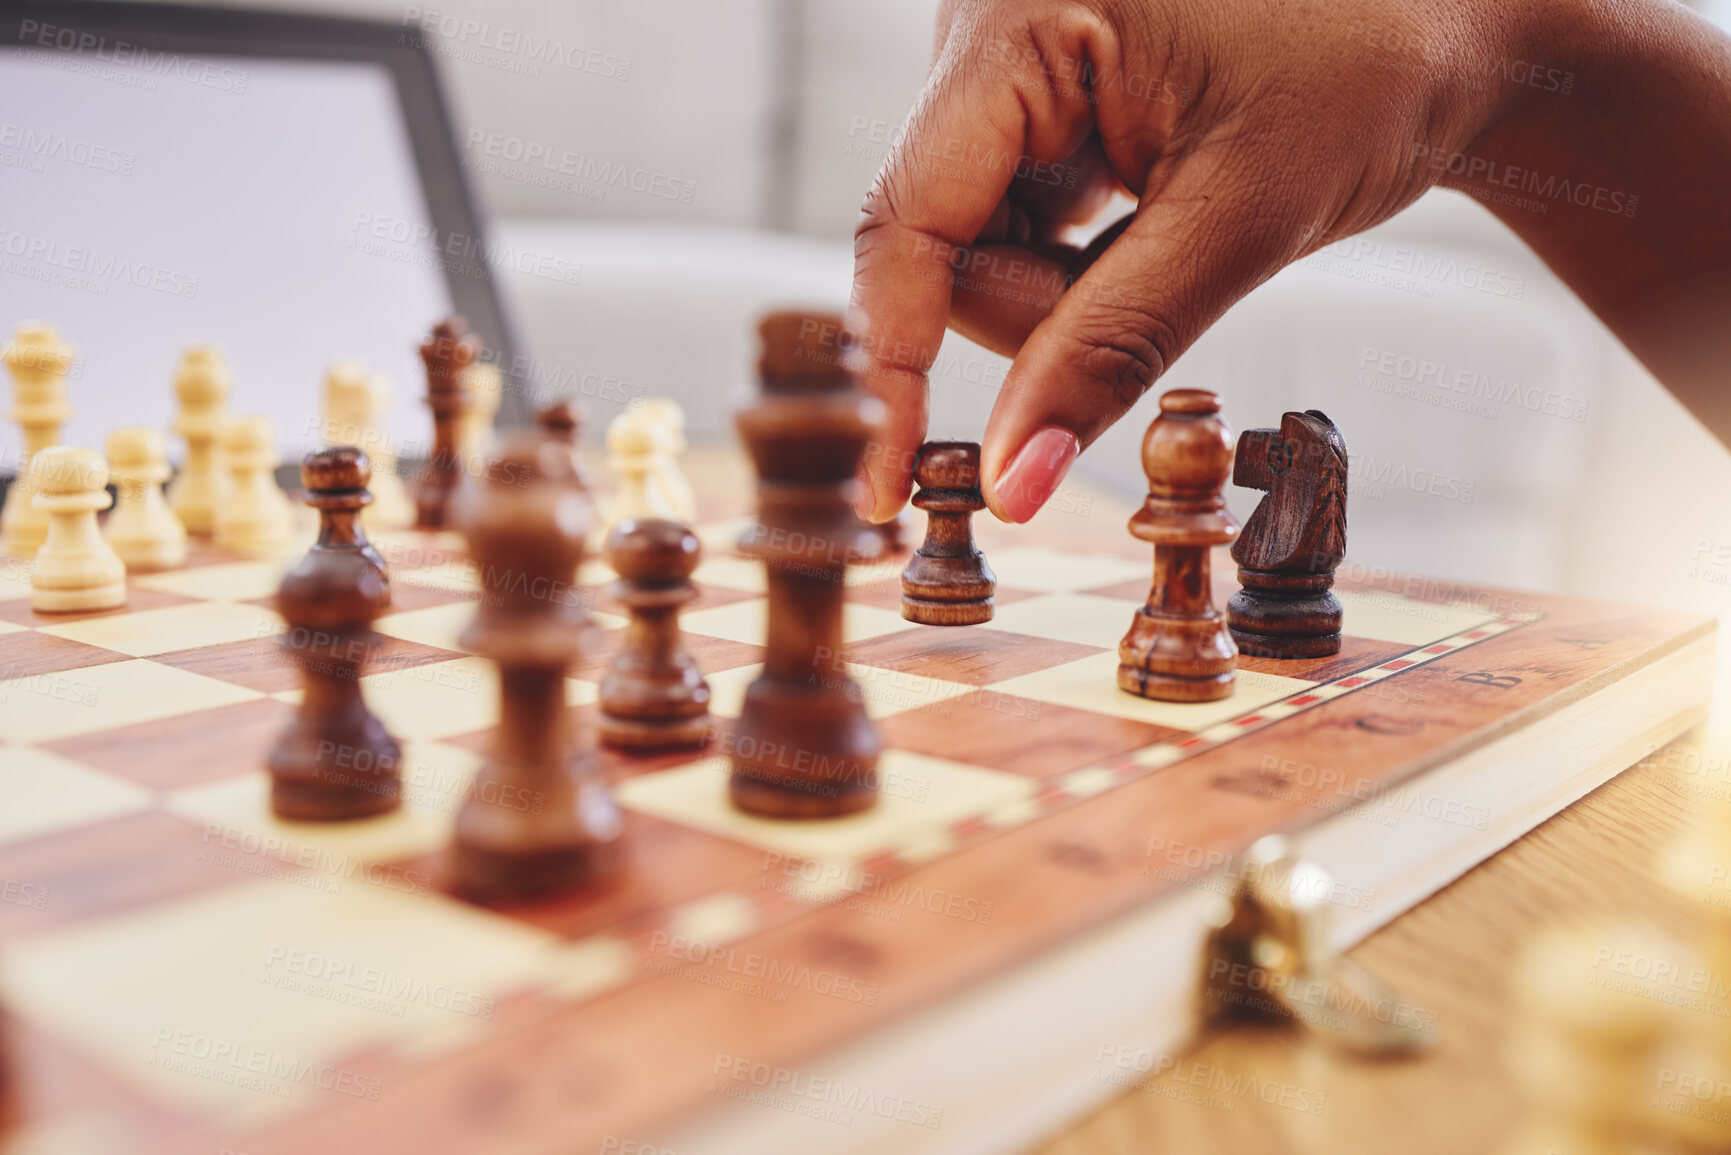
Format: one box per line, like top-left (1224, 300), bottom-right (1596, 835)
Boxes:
top-left (604, 409), bottom-right (683, 532)
top-left (30, 446), bottom-right (125, 612)
top-left (215, 415), bottom-right (293, 557)
top-left (639, 398), bottom-right (697, 524)
top-left (2, 322), bottom-right (76, 560)
top-left (167, 345), bottom-right (231, 536)
top-left (323, 361), bottom-right (412, 529)
top-left (104, 428), bottom-right (187, 571)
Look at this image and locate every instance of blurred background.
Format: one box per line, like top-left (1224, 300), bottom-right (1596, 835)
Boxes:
top-left (5, 0), bottom-right (1731, 620)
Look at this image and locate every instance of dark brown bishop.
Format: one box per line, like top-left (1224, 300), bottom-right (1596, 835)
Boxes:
top-left (411, 315), bottom-right (480, 529)
top-left (1227, 410), bottom-right (1348, 658)
top-left (598, 518), bottom-right (711, 751)
top-left (730, 311), bottom-right (885, 819)
top-left (900, 441), bottom-right (995, 625)
top-left (267, 451), bottom-right (402, 820)
top-left (450, 433), bottom-right (621, 903)
top-left (1117, 389), bottom-right (1240, 703)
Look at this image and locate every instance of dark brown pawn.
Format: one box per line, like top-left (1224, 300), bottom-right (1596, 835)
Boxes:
top-left (1117, 389), bottom-right (1241, 702)
top-left (450, 434), bottom-right (621, 902)
top-left (599, 518), bottom-right (710, 750)
top-left (412, 316), bottom-right (480, 529)
top-left (900, 442), bottom-right (995, 625)
top-left (303, 445), bottom-right (389, 599)
top-left (1228, 411), bottom-right (1348, 658)
top-left (268, 546), bottom-right (401, 821)
top-left (730, 311), bottom-right (885, 819)
top-left (535, 398), bottom-right (591, 489)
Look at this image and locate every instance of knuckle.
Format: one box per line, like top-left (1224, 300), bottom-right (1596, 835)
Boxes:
top-left (1069, 310), bottom-right (1177, 411)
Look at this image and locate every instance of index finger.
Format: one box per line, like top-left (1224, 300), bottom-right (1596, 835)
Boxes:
top-left (848, 20), bottom-right (1100, 520)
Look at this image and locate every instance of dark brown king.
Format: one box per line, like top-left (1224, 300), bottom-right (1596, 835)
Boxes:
top-left (729, 311), bottom-right (886, 818)
top-left (450, 433), bottom-right (621, 902)
top-left (1117, 389), bottom-right (1241, 702)
top-left (1227, 411), bottom-right (1348, 658)
top-left (412, 316), bottom-right (480, 529)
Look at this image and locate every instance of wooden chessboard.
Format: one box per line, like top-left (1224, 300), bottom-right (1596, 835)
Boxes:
top-left (0, 450), bottom-right (1714, 1155)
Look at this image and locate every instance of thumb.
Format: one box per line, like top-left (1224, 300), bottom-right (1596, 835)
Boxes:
top-left (981, 151), bottom-right (1303, 522)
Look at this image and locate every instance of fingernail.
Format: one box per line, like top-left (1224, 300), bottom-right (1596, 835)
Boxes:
top-left (853, 467), bottom-right (877, 520)
top-left (994, 427), bottom-right (1079, 523)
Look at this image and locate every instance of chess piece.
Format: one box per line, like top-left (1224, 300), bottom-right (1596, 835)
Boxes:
top-left (1501, 924), bottom-right (1676, 1155)
top-left (874, 508), bottom-right (911, 554)
top-left (103, 427), bottom-right (187, 571)
top-left (411, 317), bottom-right (480, 529)
top-left (450, 433), bottom-right (621, 902)
top-left (1227, 410), bottom-right (1347, 658)
top-left (639, 397), bottom-right (697, 523)
top-left (1, 322), bottom-right (75, 560)
top-left (29, 447), bottom-right (125, 612)
top-left (604, 408), bottom-right (684, 528)
top-left (166, 345), bottom-right (231, 537)
top-left (599, 518), bottom-right (711, 750)
top-left (323, 361), bottom-right (413, 529)
top-left (730, 311), bottom-right (886, 819)
top-left (458, 360), bottom-right (503, 469)
top-left (214, 416), bottom-right (294, 557)
top-left (1118, 389), bottom-right (1240, 702)
top-left (535, 398), bottom-right (590, 488)
top-left (900, 442), bottom-right (995, 625)
top-left (268, 501), bottom-right (401, 821)
top-left (301, 446), bottom-right (389, 595)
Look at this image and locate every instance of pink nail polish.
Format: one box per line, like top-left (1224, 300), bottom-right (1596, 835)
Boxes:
top-left (994, 427), bottom-right (1080, 523)
top-left (853, 467), bottom-right (877, 520)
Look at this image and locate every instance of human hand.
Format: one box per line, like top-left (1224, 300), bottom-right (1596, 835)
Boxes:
top-left (849, 0), bottom-right (1527, 522)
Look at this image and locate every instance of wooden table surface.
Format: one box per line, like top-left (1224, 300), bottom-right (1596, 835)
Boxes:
top-left (1030, 693), bottom-right (1729, 1155)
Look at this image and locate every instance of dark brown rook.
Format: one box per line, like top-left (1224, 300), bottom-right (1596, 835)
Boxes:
top-left (268, 549), bottom-right (402, 821)
top-left (730, 310), bottom-right (885, 819)
top-left (1117, 389), bottom-right (1241, 702)
top-left (1227, 410), bottom-right (1348, 658)
top-left (900, 441), bottom-right (995, 625)
top-left (302, 446), bottom-right (389, 598)
top-left (450, 434), bottom-right (621, 902)
top-left (412, 316), bottom-right (480, 529)
top-left (599, 518), bottom-right (711, 750)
